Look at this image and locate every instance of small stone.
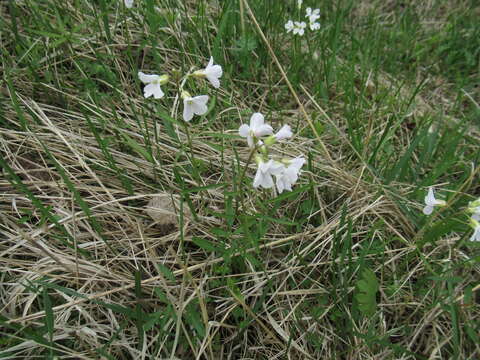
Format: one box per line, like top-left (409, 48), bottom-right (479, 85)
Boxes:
top-left (145, 194), bottom-right (190, 225)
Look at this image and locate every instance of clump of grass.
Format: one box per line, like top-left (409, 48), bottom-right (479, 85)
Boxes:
top-left (1, 0), bottom-right (479, 358)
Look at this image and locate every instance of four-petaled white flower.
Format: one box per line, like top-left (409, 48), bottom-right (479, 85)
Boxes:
top-left (305, 8), bottom-right (320, 23)
top-left (275, 125), bottom-right (293, 141)
top-left (293, 21), bottom-right (307, 36)
top-left (182, 93), bottom-right (209, 122)
top-left (275, 157), bottom-right (305, 193)
top-left (124, 0), bottom-right (133, 8)
top-left (253, 159), bottom-right (285, 189)
top-left (138, 72), bottom-right (168, 99)
top-left (285, 20), bottom-right (294, 33)
top-left (239, 113), bottom-right (273, 148)
top-left (470, 218), bottom-right (480, 242)
top-left (194, 57), bottom-right (223, 89)
top-left (423, 187), bottom-right (446, 215)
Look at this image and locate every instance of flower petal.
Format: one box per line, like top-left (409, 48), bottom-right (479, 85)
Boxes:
top-left (269, 162), bottom-right (285, 176)
top-left (206, 74), bottom-right (221, 88)
top-left (143, 83), bottom-right (164, 99)
top-left (260, 173), bottom-right (274, 188)
top-left (239, 124), bottom-right (250, 137)
top-left (250, 113), bottom-right (264, 129)
top-left (470, 227), bottom-right (480, 242)
top-left (310, 22), bottom-right (320, 30)
top-left (424, 187), bottom-right (436, 206)
top-left (255, 124), bottom-right (273, 137)
top-left (183, 100), bottom-right (194, 122)
top-left (253, 168), bottom-right (263, 188)
top-left (276, 178), bottom-right (285, 193)
top-left (207, 56), bottom-right (214, 68)
top-left (285, 20), bottom-right (294, 32)
top-left (275, 124), bottom-right (293, 140)
top-left (422, 205), bottom-right (434, 215)
top-left (138, 72), bottom-right (159, 84)
top-left (289, 157), bottom-right (306, 172)
top-left (191, 95), bottom-right (209, 115)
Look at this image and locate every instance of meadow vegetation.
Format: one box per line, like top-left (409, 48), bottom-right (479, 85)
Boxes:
top-left (0, 0), bottom-right (479, 358)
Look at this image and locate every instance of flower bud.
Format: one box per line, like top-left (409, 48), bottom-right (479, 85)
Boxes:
top-left (264, 135), bottom-right (277, 146)
top-left (259, 144), bottom-right (269, 156)
top-left (468, 198), bottom-right (480, 212)
top-left (158, 74), bottom-right (169, 85)
top-left (171, 68), bottom-right (182, 82)
top-left (181, 90), bottom-right (191, 100)
top-left (192, 69), bottom-right (206, 78)
top-left (254, 154), bottom-right (264, 165)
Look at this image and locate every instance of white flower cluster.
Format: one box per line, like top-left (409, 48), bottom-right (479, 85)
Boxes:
top-left (138, 57), bottom-right (222, 122)
top-left (238, 113), bottom-right (305, 194)
top-left (285, 4), bottom-right (321, 36)
top-left (423, 187), bottom-right (480, 242)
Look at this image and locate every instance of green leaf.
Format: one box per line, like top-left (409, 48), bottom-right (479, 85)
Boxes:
top-left (192, 236), bottom-right (224, 254)
top-left (43, 288), bottom-right (54, 349)
top-left (120, 132), bottom-right (154, 163)
top-left (355, 268), bottom-right (379, 317)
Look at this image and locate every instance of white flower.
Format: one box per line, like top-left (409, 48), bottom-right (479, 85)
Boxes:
top-left (309, 21), bottom-right (320, 31)
top-left (239, 113), bottom-right (273, 148)
top-left (275, 125), bottom-right (293, 141)
top-left (253, 159), bottom-right (285, 189)
top-left (285, 20), bottom-right (294, 33)
top-left (138, 72), bottom-right (168, 99)
top-left (275, 157), bottom-right (305, 193)
top-left (469, 218), bottom-right (480, 242)
top-left (423, 187), bottom-right (446, 215)
top-left (124, 0), bottom-right (133, 8)
top-left (293, 21), bottom-right (307, 36)
top-left (182, 93), bottom-right (209, 122)
top-left (305, 7), bottom-right (320, 23)
top-left (297, 0), bottom-right (303, 9)
top-left (193, 57), bottom-right (223, 88)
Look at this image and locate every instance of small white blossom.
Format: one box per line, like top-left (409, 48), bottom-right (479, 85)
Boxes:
top-left (305, 7), bottom-right (320, 23)
top-left (423, 187), bottom-right (446, 215)
top-left (470, 218), bottom-right (480, 242)
top-left (309, 21), bottom-right (320, 31)
top-left (285, 20), bottom-right (294, 33)
top-left (193, 57), bottom-right (223, 88)
top-left (124, 0), bottom-right (133, 8)
top-left (275, 125), bottom-right (293, 141)
top-left (138, 72), bottom-right (168, 99)
top-left (253, 159), bottom-right (285, 189)
top-left (182, 93), bottom-right (209, 122)
top-left (275, 157), bottom-right (305, 193)
top-left (297, 0), bottom-right (303, 9)
top-left (293, 21), bottom-right (307, 36)
top-left (239, 113), bottom-right (273, 148)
